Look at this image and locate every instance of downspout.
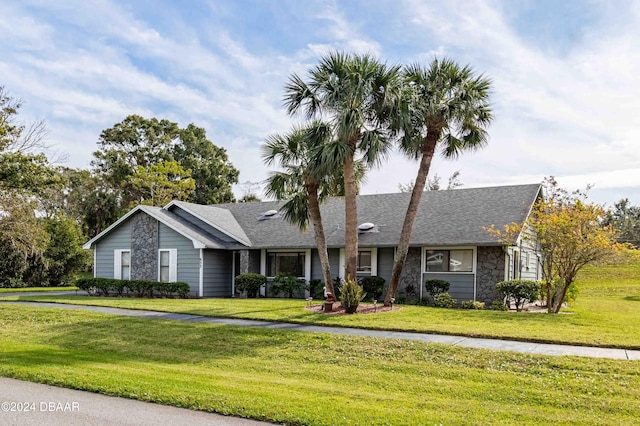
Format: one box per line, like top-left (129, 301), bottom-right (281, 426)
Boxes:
top-left (518, 239), bottom-right (523, 279)
top-left (199, 249), bottom-right (204, 297)
top-left (231, 251), bottom-right (236, 298)
top-left (419, 247), bottom-right (424, 301)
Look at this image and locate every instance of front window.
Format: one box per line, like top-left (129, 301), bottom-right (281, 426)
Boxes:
top-left (425, 249), bottom-right (473, 272)
top-left (357, 251), bottom-right (372, 273)
top-left (159, 250), bottom-right (170, 282)
top-left (158, 249), bottom-right (177, 282)
top-left (121, 250), bottom-right (131, 280)
top-left (267, 252), bottom-right (305, 277)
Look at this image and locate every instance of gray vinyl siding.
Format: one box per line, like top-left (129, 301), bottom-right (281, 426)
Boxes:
top-left (94, 221), bottom-right (131, 279)
top-left (158, 223), bottom-right (200, 295)
top-left (422, 272), bottom-right (474, 302)
top-left (310, 248), bottom-right (340, 282)
top-left (203, 250), bottom-right (232, 297)
top-left (519, 225), bottom-right (540, 281)
top-left (519, 250), bottom-right (539, 281)
top-left (376, 248), bottom-right (394, 283)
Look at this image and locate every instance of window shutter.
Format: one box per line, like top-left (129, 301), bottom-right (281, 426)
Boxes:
top-left (114, 250), bottom-right (122, 279)
top-left (169, 249), bottom-right (178, 282)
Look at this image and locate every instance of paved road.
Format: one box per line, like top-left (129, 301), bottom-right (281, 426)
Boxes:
top-left (0, 377), bottom-right (272, 426)
top-left (4, 301), bottom-right (640, 360)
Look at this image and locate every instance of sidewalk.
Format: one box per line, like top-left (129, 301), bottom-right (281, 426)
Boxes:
top-left (5, 301), bottom-right (640, 360)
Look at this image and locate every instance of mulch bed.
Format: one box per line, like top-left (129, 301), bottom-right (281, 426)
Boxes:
top-left (305, 302), bottom-right (398, 315)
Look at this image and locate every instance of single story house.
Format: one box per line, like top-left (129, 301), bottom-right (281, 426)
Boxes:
top-left (83, 183), bottom-right (543, 304)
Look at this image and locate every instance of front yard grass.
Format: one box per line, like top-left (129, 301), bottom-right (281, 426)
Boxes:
top-left (1, 304), bottom-right (639, 425)
top-left (3, 260), bottom-right (639, 348)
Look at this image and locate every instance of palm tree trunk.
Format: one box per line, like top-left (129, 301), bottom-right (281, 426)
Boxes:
top-left (343, 149), bottom-right (358, 281)
top-left (383, 131), bottom-right (439, 306)
top-left (306, 180), bottom-right (334, 297)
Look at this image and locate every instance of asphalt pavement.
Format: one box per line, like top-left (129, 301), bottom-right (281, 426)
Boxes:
top-left (0, 377), bottom-right (272, 426)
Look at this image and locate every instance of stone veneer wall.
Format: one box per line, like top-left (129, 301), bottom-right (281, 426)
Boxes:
top-left (131, 212), bottom-right (159, 281)
top-left (398, 247), bottom-right (422, 295)
top-left (239, 250), bottom-right (250, 274)
top-left (238, 250), bottom-right (262, 274)
top-left (476, 246), bottom-right (505, 304)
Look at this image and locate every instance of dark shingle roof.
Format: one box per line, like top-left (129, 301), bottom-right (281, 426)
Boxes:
top-left (216, 183), bottom-right (541, 249)
top-left (167, 201), bottom-right (251, 246)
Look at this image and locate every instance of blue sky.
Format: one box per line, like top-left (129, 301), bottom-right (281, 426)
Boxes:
top-left (2, 0), bottom-right (639, 205)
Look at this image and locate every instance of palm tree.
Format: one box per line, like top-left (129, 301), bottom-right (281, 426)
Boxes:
top-left (262, 121), bottom-right (337, 296)
top-left (284, 51), bottom-right (402, 280)
top-left (383, 58), bottom-right (493, 306)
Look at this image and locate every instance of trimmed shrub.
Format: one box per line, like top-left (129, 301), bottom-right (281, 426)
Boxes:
top-left (271, 273), bottom-right (307, 298)
top-left (496, 279), bottom-right (540, 312)
top-left (75, 277), bottom-right (96, 295)
top-left (359, 276), bottom-right (385, 301)
top-left (433, 292), bottom-right (456, 308)
top-left (339, 278), bottom-right (366, 314)
top-left (461, 300), bottom-right (485, 310)
top-left (128, 280), bottom-right (154, 297)
top-left (93, 277), bottom-right (113, 296)
top-left (73, 278), bottom-right (190, 298)
top-left (491, 299), bottom-right (508, 311)
top-left (235, 273), bottom-right (266, 298)
top-left (425, 279), bottom-right (450, 299)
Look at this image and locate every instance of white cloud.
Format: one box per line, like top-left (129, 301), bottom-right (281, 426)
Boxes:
top-left (360, 0), bottom-right (640, 204)
top-left (2, 0), bottom-right (639, 206)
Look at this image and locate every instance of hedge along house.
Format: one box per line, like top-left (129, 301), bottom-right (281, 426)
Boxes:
top-left (83, 183), bottom-right (543, 304)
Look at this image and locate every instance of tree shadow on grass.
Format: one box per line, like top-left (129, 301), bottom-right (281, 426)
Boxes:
top-left (4, 311), bottom-right (303, 368)
top-left (623, 295), bottom-right (640, 301)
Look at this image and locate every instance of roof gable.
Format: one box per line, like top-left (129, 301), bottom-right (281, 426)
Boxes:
top-left (165, 201), bottom-right (251, 246)
top-left (83, 205), bottom-right (227, 250)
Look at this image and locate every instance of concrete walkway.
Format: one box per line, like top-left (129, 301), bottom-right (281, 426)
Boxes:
top-left (0, 377), bottom-right (271, 426)
top-left (4, 301), bottom-right (640, 360)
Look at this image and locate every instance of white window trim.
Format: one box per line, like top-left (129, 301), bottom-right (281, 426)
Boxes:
top-left (339, 248), bottom-right (378, 279)
top-left (422, 246), bottom-right (477, 301)
top-left (158, 249), bottom-right (178, 282)
top-left (262, 249), bottom-right (311, 281)
top-left (114, 249), bottom-right (131, 279)
top-left (422, 246), bottom-right (476, 274)
top-left (505, 247), bottom-right (522, 280)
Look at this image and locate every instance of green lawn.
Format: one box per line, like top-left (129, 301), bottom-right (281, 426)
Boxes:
top-left (0, 286), bottom-right (78, 293)
top-left (4, 261), bottom-right (640, 348)
top-left (1, 303), bottom-right (638, 425)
